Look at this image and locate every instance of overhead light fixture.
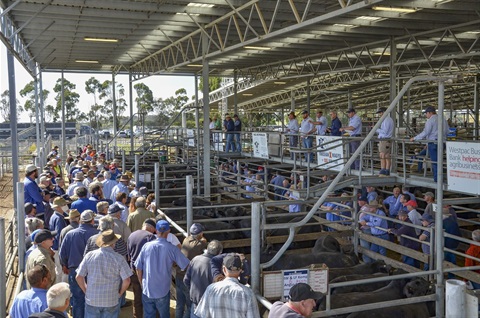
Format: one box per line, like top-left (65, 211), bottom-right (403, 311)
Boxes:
top-left (244, 46), bottom-right (271, 50)
top-left (176, 12), bottom-right (200, 16)
top-left (356, 16), bottom-right (382, 21)
top-left (84, 37), bottom-right (119, 43)
top-left (274, 81), bottom-right (287, 85)
top-left (372, 6), bottom-right (417, 13)
top-left (333, 23), bottom-right (355, 28)
top-left (242, 93), bottom-right (253, 96)
top-left (373, 51), bottom-right (391, 56)
top-left (467, 31), bottom-right (480, 34)
top-left (187, 64), bottom-right (203, 67)
top-left (187, 2), bottom-right (214, 8)
top-left (75, 60), bottom-right (99, 64)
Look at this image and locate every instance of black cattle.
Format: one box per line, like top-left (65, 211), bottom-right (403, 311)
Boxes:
top-left (346, 303), bottom-right (430, 318)
top-left (202, 218), bottom-right (244, 242)
top-left (318, 278), bottom-right (431, 317)
top-left (313, 235), bottom-right (341, 253)
top-left (328, 260), bottom-right (390, 282)
top-left (330, 273), bottom-right (390, 294)
top-left (262, 251), bottom-right (359, 271)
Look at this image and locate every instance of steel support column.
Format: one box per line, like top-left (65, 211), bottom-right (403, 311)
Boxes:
top-left (61, 71), bottom-right (66, 160)
top-left (389, 37), bottom-right (397, 134)
top-left (129, 72), bottom-right (134, 153)
top-left (306, 78), bottom-right (311, 113)
top-left (251, 202), bottom-right (261, 293)
top-left (194, 75), bottom-right (201, 196)
top-left (234, 70), bottom-right (238, 115)
top-left (435, 80), bottom-right (446, 318)
top-left (39, 70), bottom-right (45, 145)
top-left (474, 76), bottom-right (479, 140)
top-left (202, 32), bottom-right (211, 198)
top-left (34, 76), bottom-right (40, 153)
top-left (7, 49), bottom-right (19, 207)
top-left (112, 73), bottom-right (117, 149)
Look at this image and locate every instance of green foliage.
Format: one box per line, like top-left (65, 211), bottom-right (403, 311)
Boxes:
top-left (198, 77), bottom-right (221, 91)
top-left (154, 88), bottom-right (190, 126)
top-left (19, 81), bottom-right (50, 120)
top-left (134, 83), bottom-right (154, 114)
top-left (0, 90), bottom-right (22, 122)
top-left (52, 78), bottom-right (86, 122)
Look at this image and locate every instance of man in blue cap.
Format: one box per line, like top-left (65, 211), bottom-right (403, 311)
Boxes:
top-left (135, 220), bottom-right (190, 318)
top-left (410, 105), bottom-right (449, 182)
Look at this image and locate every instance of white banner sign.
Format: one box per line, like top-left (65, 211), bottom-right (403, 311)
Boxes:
top-left (316, 136), bottom-right (345, 171)
top-left (252, 132), bottom-right (269, 159)
top-left (283, 269), bottom-right (309, 300)
top-left (446, 141), bottom-right (480, 195)
top-left (187, 129), bottom-right (195, 147)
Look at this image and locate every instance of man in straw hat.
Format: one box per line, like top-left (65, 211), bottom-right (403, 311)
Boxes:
top-left (76, 229), bottom-right (132, 317)
top-left (110, 174), bottom-right (130, 202)
top-left (359, 200), bottom-right (389, 259)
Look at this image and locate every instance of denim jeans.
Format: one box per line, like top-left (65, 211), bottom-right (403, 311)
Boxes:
top-left (289, 135), bottom-right (298, 159)
top-left (234, 133), bottom-right (241, 152)
top-left (142, 292), bottom-right (170, 318)
top-left (226, 133), bottom-right (235, 152)
top-left (427, 143), bottom-right (438, 182)
top-left (175, 276), bottom-right (191, 318)
top-left (349, 140), bottom-right (361, 170)
top-left (445, 251), bottom-right (456, 279)
top-left (370, 233), bottom-right (389, 257)
top-left (85, 303), bottom-right (120, 318)
top-left (68, 269), bottom-right (85, 318)
top-left (190, 303), bottom-right (201, 318)
top-left (302, 136), bottom-right (313, 162)
top-left (360, 228), bottom-right (372, 263)
top-left (402, 255), bottom-right (418, 268)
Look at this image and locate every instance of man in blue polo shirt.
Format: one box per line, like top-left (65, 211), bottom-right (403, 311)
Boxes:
top-left (10, 265), bottom-right (50, 318)
top-left (135, 220), bottom-right (190, 318)
top-left (24, 165), bottom-right (45, 217)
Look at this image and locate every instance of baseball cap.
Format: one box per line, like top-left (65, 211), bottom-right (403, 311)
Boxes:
top-left (406, 200), bottom-right (418, 208)
top-left (25, 164), bottom-right (39, 175)
top-left (423, 192), bottom-right (435, 198)
top-left (34, 229), bottom-right (54, 244)
top-left (346, 108), bottom-right (355, 113)
top-left (143, 218), bottom-right (156, 228)
top-left (289, 283), bottom-right (324, 301)
top-left (301, 110), bottom-right (308, 115)
top-left (421, 213), bottom-right (434, 223)
top-left (423, 106), bottom-right (436, 113)
top-left (398, 210), bottom-right (409, 216)
top-left (156, 220), bottom-right (170, 233)
top-left (139, 187), bottom-right (148, 197)
top-left (223, 253), bottom-right (242, 271)
top-left (108, 204), bottom-right (122, 214)
top-left (358, 196), bottom-right (368, 202)
top-left (376, 107), bottom-right (386, 114)
top-left (80, 210), bottom-right (95, 222)
top-left (190, 223), bottom-right (204, 235)
top-left (25, 202), bottom-right (36, 214)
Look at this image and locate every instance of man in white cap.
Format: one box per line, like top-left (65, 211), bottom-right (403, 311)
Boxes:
top-left (24, 164), bottom-right (45, 217)
top-left (67, 172), bottom-right (85, 197)
top-left (374, 107), bottom-right (394, 176)
top-left (76, 229), bottom-right (132, 317)
top-left (299, 110), bottom-right (316, 162)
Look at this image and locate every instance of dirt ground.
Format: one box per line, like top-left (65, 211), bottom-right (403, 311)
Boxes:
top-left (0, 173), bottom-right (15, 221)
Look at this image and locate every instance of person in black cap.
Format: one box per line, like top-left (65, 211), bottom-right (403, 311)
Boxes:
top-left (340, 108), bottom-right (362, 170)
top-left (233, 114), bottom-right (242, 152)
top-left (25, 230), bottom-right (56, 289)
top-left (410, 105), bottom-right (449, 182)
top-left (268, 283), bottom-right (323, 317)
top-left (194, 253), bottom-right (260, 317)
top-left (374, 107), bottom-right (394, 176)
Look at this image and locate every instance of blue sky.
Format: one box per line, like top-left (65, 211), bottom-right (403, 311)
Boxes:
top-left (0, 45), bottom-right (196, 122)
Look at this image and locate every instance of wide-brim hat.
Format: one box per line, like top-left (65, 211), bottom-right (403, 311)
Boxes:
top-left (96, 229), bottom-right (121, 247)
top-left (65, 209), bottom-right (80, 220)
top-left (25, 164), bottom-right (40, 175)
top-left (73, 172), bottom-right (85, 181)
top-left (367, 200), bottom-right (380, 208)
top-left (52, 197), bottom-right (69, 208)
top-left (119, 174), bottom-right (130, 182)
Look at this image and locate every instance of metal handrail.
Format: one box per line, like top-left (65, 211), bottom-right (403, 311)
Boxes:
top-left (250, 75), bottom-right (458, 292)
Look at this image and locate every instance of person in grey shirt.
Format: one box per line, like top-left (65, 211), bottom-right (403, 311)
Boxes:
top-left (374, 107), bottom-right (394, 176)
top-left (286, 112), bottom-right (300, 159)
top-left (410, 105), bottom-right (449, 182)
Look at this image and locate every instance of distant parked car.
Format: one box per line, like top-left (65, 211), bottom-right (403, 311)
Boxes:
top-left (118, 131), bottom-right (127, 138)
top-left (99, 130), bottom-right (111, 139)
top-left (124, 129), bottom-right (132, 137)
